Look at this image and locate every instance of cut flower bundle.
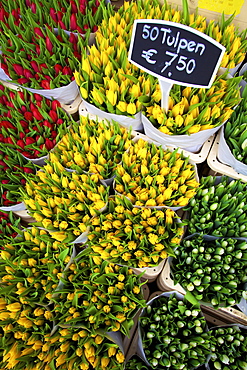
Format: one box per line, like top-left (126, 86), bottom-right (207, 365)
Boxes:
top-left (0, 144), bottom-right (36, 207)
top-left (50, 116), bottom-right (134, 179)
top-left (20, 160), bottom-right (109, 241)
top-left (114, 138), bottom-right (199, 208)
top-left (139, 292), bottom-right (211, 369)
top-left (51, 248), bottom-right (146, 335)
top-left (87, 196), bottom-right (184, 268)
top-left (172, 236), bottom-right (247, 307)
top-left (0, 24), bottom-right (87, 89)
top-left (75, 0), bottom-right (246, 133)
top-left (0, 226), bottom-right (73, 306)
top-left (0, 84), bottom-right (69, 159)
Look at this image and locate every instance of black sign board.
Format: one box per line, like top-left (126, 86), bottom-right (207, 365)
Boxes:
top-left (128, 20), bottom-right (226, 88)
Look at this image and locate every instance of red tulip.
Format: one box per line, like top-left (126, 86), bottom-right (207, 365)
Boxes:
top-left (51, 100), bottom-right (61, 110)
top-left (24, 112), bottom-right (33, 121)
top-left (44, 138), bottom-right (54, 150)
top-left (45, 36), bottom-right (53, 53)
top-left (49, 8), bottom-right (57, 22)
top-left (25, 137), bottom-right (36, 146)
top-left (30, 60), bottom-right (40, 73)
top-left (70, 13), bottom-right (77, 31)
top-left (13, 64), bottom-right (24, 76)
top-left (49, 110), bottom-right (58, 122)
top-left (33, 109), bottom-right (43, 120)
top-left (40, 80), bottom-right (50, 89)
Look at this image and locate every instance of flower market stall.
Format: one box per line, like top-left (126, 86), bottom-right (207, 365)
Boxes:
top-left (1, 0), bottom-right (247, 369)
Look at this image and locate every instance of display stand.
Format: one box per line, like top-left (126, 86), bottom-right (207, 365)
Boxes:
top-left (207, 132), bottom-right (247, 181)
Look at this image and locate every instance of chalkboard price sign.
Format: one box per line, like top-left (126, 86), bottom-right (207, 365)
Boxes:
top-left (128, 19), bottom-right (226, 88)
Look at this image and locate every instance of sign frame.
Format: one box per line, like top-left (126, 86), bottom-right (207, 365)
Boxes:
top-left (128, 19), bottom-right (226, 89)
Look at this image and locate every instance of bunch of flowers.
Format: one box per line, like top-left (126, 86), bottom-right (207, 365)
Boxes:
top-left (0, 144), bottom-right (36, 206)
top-left (0, 211), bottom-right (20, 248)
top-left (75, 0), bottom-right (246, 121)
top-left (2, 0), bottom-right (113, 34)
top-left (20, 161), bottom-right (109, 241)
top-left (0, 2), bottom-right (20, 32)
top-left (143, 73), bottom-right (241, 135)
top-left (51, 248), bottom-right (146, 336)
top-left (25, 0), bottom-right (113, 34)
top-left (184, 176), bottom-right (247, 237)
top-left (172, 236), bottom-right (247, 308)
top-left (0, 24), bottom-right (87, 89)
top-left (223, 85), bottom-right (247, 163)
top-left (36, 326), bottom-right (125, 370)
top-left (209, 326), bottom-right (247, 370)
top-left (114, 139), bottom-right (199, 208)
top-left (51, 116), bottom-right (134, 178)
top-left (0, 85), bottom-right (69, 158)
top-left (87, 197), bottom-right (184, 268)
top-left (139, 293), bottom-right (211, 369)
top-left (0, 300), bottom-right (55, 370)
top-left (74, 0), bottom-right (174, 117)
top-left (125, 355), bottom-right (150, 370)
top-left (0, 226), bottom-right (73, 306)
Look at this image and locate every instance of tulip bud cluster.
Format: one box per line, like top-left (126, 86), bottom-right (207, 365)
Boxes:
top-left (0, 84), bottom-right (69, 158)
top-left (0, 226), bottom-right (73, 306)
top-left (144, 73), bottom-right (241, 135)
top-left (87, 197), bottom-right (184, 268)
top-left (0, 24), bottom-right (87, 89)
top-left (51, 247), bottom-right (146, 335)
top-left (115, 139), bottom-right (199, 208)
top-left (0, 211), bottom-right (20, 248)
top-left (20, 161), bottom-right (109, 241)
top-left (51, 116), bottom-right (134, 179)
top-left (0, 144), bottom-right (36, 207)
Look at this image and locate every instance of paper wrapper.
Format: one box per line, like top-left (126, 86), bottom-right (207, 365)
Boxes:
top-left (142, 114), bottom-right (224, 153)
top-left (82, 99), bottom-right (143, 131)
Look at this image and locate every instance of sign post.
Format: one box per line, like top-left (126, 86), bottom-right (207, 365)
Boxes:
top-left (128, 19), bottom-right (226, 111)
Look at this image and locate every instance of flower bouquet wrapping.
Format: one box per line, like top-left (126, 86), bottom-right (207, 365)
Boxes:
top-left (138, 291), bottom-right (211, 369)
top-left (208, 324), bottom-right (247, 370)
top-left (0, 144), bottom-right (36, 211)
top-left (171, 235), bottom-right (247, 308)
top-left (142, 72), bottom-right (241, 152)
top-left (0, 226), bottom-right (74, 306)
top-left (0, 211), bottom-right (20, 248)
top-left (0, 84), bottom-right (69, 164)
top-left (50, 116), bottom-right (135, 184)
top-left (0, 24), bottom-right (88, 103)
top-left (184, 176), bottom-right (247, 237)
top-left (20, 161), bottom-right (109, 242)
top-left (50, 247), bottom-right (146, 336)
top-left (87, 196), bottom-right (184, 269)
top-left (217, 85), bottom-right (247, 176)
top-left (114, 138), bottom-right (199, 210)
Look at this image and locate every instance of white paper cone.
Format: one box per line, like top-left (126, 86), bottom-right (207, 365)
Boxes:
top-left (0, 202), bottom-right (26, 212)
top-left (142, 114), bottom-right (224, 153)
top-left (218, 126), bottom-right (247, 176)
top-left (83, 99), bottom-right (143, 131)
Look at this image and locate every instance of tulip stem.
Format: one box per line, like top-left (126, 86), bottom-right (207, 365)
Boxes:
top-left (159, 79), bottom-right (173, 113)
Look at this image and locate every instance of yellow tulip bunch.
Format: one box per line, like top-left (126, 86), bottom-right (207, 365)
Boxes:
top-left (0, 307), bottom-right (124, 370)
top-left (0, 227), bottom-right (73, 306)
top-left (0, 300), bottom-right (55, 370)
top-left (39, 327), bottom-right (125, 370)
top-left (114, 139), bottom-right (199, 208)
top-left (87, 197), bottom-right (184, 268)
top-left (51, 116), bottom-right (134, 179)
top-left (51, 248), bottom-right (146, 336)
top-left (20, 161), bottom-right (109, 242)
top-left (75, 0), bottom-right (246, 121)
top-left (144, 72), bottom-right (241, 135)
